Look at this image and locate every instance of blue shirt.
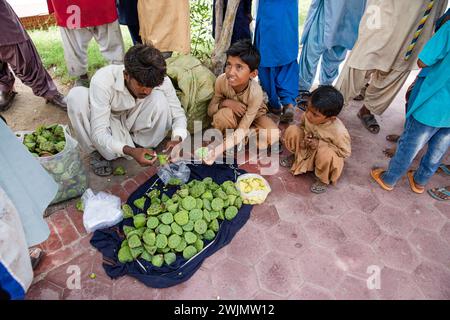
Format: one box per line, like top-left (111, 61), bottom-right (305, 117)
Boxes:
top-left (254, 0), bottom-right (299, 67)
top-left (406, 21), bottom-right (450, 128)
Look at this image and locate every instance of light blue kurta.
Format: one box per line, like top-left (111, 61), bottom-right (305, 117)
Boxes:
top-left (406, 21), bottom-right (450, 128)
top-left (299, 0), bottom-right (367, 91)
top-left (0, 120), bottom-right (57, 247)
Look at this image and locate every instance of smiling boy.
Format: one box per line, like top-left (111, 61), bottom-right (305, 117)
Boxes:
top-left (205, 39), bottom-right (280, 164)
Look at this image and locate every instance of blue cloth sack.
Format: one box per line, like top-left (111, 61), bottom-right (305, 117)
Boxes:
top-left (90, 163), bottom-right (252, 288)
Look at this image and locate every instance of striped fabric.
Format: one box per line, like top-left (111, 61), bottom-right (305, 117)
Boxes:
top-left (405, 0), bottom-right (436, 60)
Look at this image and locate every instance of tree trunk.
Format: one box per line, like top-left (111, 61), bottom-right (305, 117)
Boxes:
top-left (211, 0), bottom-right (239, 76)
top-left (214, 0), bottom-right (224, 43)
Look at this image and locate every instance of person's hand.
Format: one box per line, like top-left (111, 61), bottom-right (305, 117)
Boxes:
top-left (203, 145), bottom-right (223, 166)
top-left (222, 99), bottom-right (246, 117)
top-left (304, 133), bottom-right (319, 150)
top-left (123, 146), bottom-right (156, 166)
top-left (163, 138), bottom-right (182, 154)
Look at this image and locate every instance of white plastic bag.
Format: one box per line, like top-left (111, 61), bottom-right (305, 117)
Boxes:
top-left (235, 173), bottom-right (271, 205)
top-left (81, 188), bottom-right (123, 233)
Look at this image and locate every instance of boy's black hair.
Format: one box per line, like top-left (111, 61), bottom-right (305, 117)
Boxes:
top-left (310, 85), bottom-right (344, 117)
top-left (226, 39), bottom-right (260, 71)
top-left (124, 44), bottom-right (166, 88)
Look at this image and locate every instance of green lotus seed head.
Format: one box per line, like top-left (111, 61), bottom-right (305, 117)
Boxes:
top-left (158, 246), bottom-right (171, 254)
top-left (133, 197), bottom-right (147, 210)
top-left (133, 214), bottom-right (147, 229)
top-left (203, 198), bottom-right (212, 210)
top-left (113, 166), bottom-right (126, 176)
top-left (225, 206), bottom-right (239, 220)
top-left (202, 177), bottom-right (213, 185)
top-left (195, 198), bottom-right (203, 209)
top-left (122, 204), bottom-right (134, 218)
top-left (209, 182), bottom-right (220, 191)
top-left (211, 198), bottom-right (224, 211)
top-left (167, 177), bottom-right (182, 186)
top-left (140, 250), bottom-right (153, 262)
top-left (201, 190), bottom-right (213, 201)
top-left (118, 246), bottom-right (133, 263)
top-left (194, 238), bottom-right (204, 252)
top-left (189, 183), bottom-right (206, 198)
top-left (146, 216), bottom-right (159, 229)
top-left (214, 189), bottom-right (228, 200)
top-left (144, 153), bottom-right (153, 161)
top-left (147, 189), bottom-right (160, 199)
top-left (128, 234), bottom-right (142, 248)
top-left (223, 199), bottom-right (230, 208)
top-left (172, 194), bottom-right (181, 203)
top-left (160, 212), bottom-right (174, 225)
top-left (209, 219), bottom-right (220, 232)
top-left (147, 203), bottom-right (163, 216)
top-left (177, 188), bottom-right (189, 198)
top-left (130, 246), bottom-right (144, 259)
top-left (194, 219), bottom-right (208, 234)
top-left (168, 234), bottom-right (182, 249)
top-left (175, 239), bottom-right (187, 252)
top-left (123, 225), bottom-right (135, 236)
top-left (121, 239), bottom-right (129, 248)
top-left (210, 211), bottom-right (219, 220)
top-left (182, 220), bottom-right (194, 231)
top-left (182, 245), bottom-right (198, 260)
top-left (167, 203), bottom-right (179, 214)
top-left (203, 209), bottom-right (211, 222)
top-left (181, 196), bottom-right (196, 210)
top-left (227, 195), bottom-right (237, 206)
top-left (164, 252), bottom-right (177, 266)
top-left (184, 231), bottom-right (197, 244)
top-left (235, 197), bottom-right (243, 209)
top-left (204, 229), bottom-right (216, 241)
top-left (151, 197), bottom-right (161, 205)
top-left (155, 234), bottom-right (168, 249)
top-left (218, 210), bottom-right (225, 220)
top-left (142, 230), bottom-right (156, 246)
top-left (157, 224), bottom-right (172, 236)
top-left (189, 209), bottom-right (203, 221)
top-left (174, 210), bottom-right (189, 226)
top-left (144, 244), bottom-right (157, 255)
top-left (171, 222), bottom-right (183, 235)
top-left (151, 254), bottom-right (164, 267)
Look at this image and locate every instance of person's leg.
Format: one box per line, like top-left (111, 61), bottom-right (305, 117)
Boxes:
top-left (280, 124), bottom-right (304, 168)
top-left (211, 107), bottom-right (239, 132)
top-left (252, 115), bottom-right (280, 150)
top-left (379, 117), bottom-right (437, 186)
top-left (127, 24), bottom-right (141, 44)
top-left (335, 63), bottom-right (370, 107)
top-left (258, 66), bottom-right (280, 113)
top-left (312, 142), bottom-right (344, 193)
top-left (277, 60), bottom-right (300, 123)
top-left (319, 45), bottom-right (348, 86)
top-left (59, 27), bottom-right (91, 78)
top-left (93, 20), bottom-right (125, 66)
top-left (0, 61), bottom-right (17, 111)
top-left (413, 127), bottom-right (450, 186)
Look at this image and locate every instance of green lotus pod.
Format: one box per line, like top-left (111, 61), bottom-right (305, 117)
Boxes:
top-left (214, 189), bottom-right (228, 200)
top-left (122, 204), bottom-right (134, 219)
top-left (146, 216), bottom-right (159, 229)
top-left (209, 182), bottom-right (220, 191)
top-left (121, 239), bottom-right (129, 248)
top-left (54, 140), bottom-right (65, 152)
top-left (140, 250), bottom-right (153, 262)
top-left (204, 229), bottom-right (216, 241)
top-left (118, 246), bottom-right (133, 263)
top-left (189, 209), bottom-right (203, 221)
top-left (158, 246), bottom-right (171, 254)
top-left (194, 238), bottom-right (204, 252)
top-left (151, 254), bottom-right (164, 267)
top-left (113, 165), bottom-right (126, 176)
top-left (133, 197), bottom-right (146, 210)
top-left (211, 198), bottom-right (224, 211)
top-left (161, 193), bottom-right (170, 203)
top-left (52, 162), bottom-right (64, 174)
top-left (225, 206), bottom-right (239, 220)
top-left (53, 125), bottom-right (64, 137)
top-left (194, 220), bottom-right (208, 234)
top-left (203, 198), bottom-right (212, 210)
top-left (23, 133), bottom-right (35, 144)
top-left (128, 234), bottom-right (142, 249)
top-left (210, 211), bottom-right (219, 220)
top-left (147, 203), bottom-right (162, 216)
top-left (167, 177), bottom-right (182, 186)
top-left (177, 188), bottom-right (189, 198)
top-left (133, 214), bottom-right (147, 228)
top-left (175, 239), bottom-right (187, 252)
top-left (157, 154), bottom-right (169, 166)
top-left (151, 197), bottom-right (161, 205)
top-left (157, 224), bottom-right (172, 236)
top-left (227, 195), bottom-right (237, 206)
top-left (76, 199), bottom-right (84, 212)
top-left (223, 199), bottom-right (230, 208)
top-left (24, 142), bottom-right (36, 151)
top-left (189, 183), bottom-right (206, 198)
top-left (155, 234), bottom-right (168, 249)
top-left (218, 210), bottom-right (225, 220)
top-left (195, 198), bottom-right (203, 210)
top-left (123, 225), bottom-right (135, 236)
top-left (201, 190), bottom-right (213, 201)
top-left (181, 196), bottom-right (196, 210)
top-left (146, 189), bottom-right (160, 199)
top-left (235, 197), bottom-right (243, 209)
top-left (143, 244), bottom-right (157, 255)
top-left (203, 209), bottom-right (211, 222)
top-left (160, 212), bottom-right (174, 225)
top-left (130, 246), bottom-right (144, 259)
top-left (184, 232), bottom-right (197, 244)
top-left (183, 245), bottom-right (198, 260)
top-left (174, 210), bottom-right (189, 226)
top-left (182, 220), bottom-right (194, 232)
top-left (168, 234), bottom-right (182, 249)
top-left (164, 252), bottom-right (177, 266)
top-left (172, 194), bottom-right (181, 203)
top-left (209, 219), bottom-right (220, 232)
top-left (142, 230), bottom-right (156, 246)
top-left (202, 177), bottom-right (213, 185)
top-left (167, 203), bottom-right (179, 214)
top-left (171, 222), bottom-right (183, 236)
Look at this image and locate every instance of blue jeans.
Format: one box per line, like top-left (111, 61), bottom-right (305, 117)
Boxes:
top-left (382, 116), bottom-right (450, 186)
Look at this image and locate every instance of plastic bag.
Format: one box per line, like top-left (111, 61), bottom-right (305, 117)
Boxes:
top-left (157, 161), bottom-right (191, 185)
top-left (16, 125), bottom-right (89, 204)
top-left (235, 173), bottom-right (271, 205)
top-left (81, 188), bottom-right (123, 233)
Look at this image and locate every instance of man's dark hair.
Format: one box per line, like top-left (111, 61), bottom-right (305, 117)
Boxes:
top-left (310, 85), bottom-right (344, 117)
top-left (226, 39), bottom-right (260, 71)
top-left (124, 44), bottom-right (166, 88)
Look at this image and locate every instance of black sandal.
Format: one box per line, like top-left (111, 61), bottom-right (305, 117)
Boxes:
top-left (358, 112), bottom-right (380, 134)
top-left (90, 151), bottom-right (113, 176)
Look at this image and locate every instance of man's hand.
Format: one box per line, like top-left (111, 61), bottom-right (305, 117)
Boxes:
top-left (304, 133), bottom-right (319, 150)
top-left (123, 146), bottom-right (156, 166)
top-left (164, 137), bottom-right (183, 163)
top-left (222, 99), bottom-right (246, 117)
top-left (203, 145), bottom-right (223, 166)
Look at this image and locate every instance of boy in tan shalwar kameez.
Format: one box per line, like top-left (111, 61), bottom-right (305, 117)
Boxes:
top-left (281, 86), bottom-right (351, 193)
top-left (204, 40), bottom-right (280, 164)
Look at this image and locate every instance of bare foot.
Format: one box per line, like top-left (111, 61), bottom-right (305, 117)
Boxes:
top-left (383, 147), bottom-right (397, 158)
top-left (386, 134), bottom-right (400, 143)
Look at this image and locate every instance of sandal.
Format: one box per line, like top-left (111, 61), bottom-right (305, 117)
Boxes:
top-left (279, 106), bottom-right (295, 123)
top-left (310, 180), bottom-right (328, 194)
top-left (438, 164), bottom-right (450, 176)
top-left (29, 247), bottom-right (44, 270)
top-left (407, 170), bottom-right (425, 194)
top-left (382, 147), bottom-right (397, 158)
top-left (386, 134), bottom-right (400, 143)
top-left (90, 151), bottom-right (113, 176)
top-left (427, 187), bottom-right (450, 201)
top-left (358, 112), bottom-right (380, 134)
top-left (279, 154), bottom-right (294, 168)
top-left (370, 168), bottom-right (394, 191)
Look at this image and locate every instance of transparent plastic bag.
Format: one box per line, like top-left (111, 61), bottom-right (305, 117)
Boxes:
top-left (81, 188), bottom-right (123, 233)
top-left (157, 161), bottom-right (191, 185)
top-left (235, 173), bottom-right (271, 205)
top-left (16, 125), bottom-right (89, 204)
